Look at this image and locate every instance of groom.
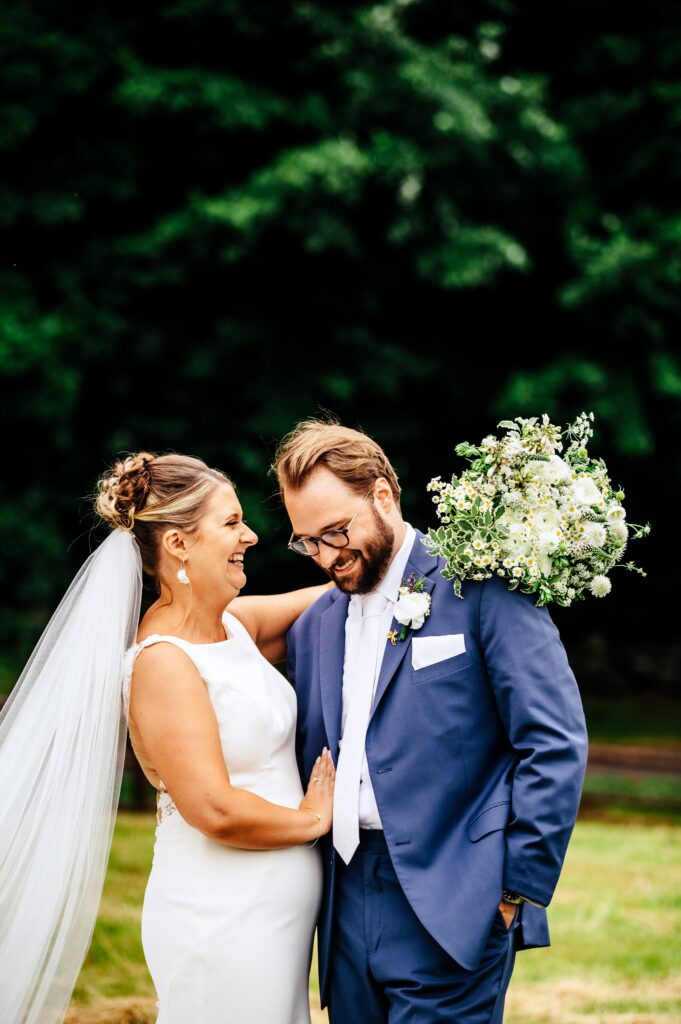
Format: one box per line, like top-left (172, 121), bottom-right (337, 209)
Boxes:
top-left (272, 418), bottom-right (588, 1023)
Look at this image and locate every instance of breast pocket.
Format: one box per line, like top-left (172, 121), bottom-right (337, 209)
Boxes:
top-left (410, 649), bottom-right (472, 685)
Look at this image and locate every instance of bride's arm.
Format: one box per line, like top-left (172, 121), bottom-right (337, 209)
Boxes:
top-left (228, 582), bottom-right (334, 663)
top-left (129, 643), bottom-right (334, 849)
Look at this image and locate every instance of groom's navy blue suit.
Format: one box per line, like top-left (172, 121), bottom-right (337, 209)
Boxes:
top-left (287, 528), bottom-right (588, 1016)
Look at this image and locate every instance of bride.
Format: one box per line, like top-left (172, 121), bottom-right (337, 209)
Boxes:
top-left (0, 451), bottom-right (335, 1024)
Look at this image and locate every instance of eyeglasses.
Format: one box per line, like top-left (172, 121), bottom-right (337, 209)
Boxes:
top-left (288, 490), bottom-right (373, 557)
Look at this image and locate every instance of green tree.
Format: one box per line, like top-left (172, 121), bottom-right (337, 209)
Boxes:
top-left (0, 2), bottom-right (676, 697)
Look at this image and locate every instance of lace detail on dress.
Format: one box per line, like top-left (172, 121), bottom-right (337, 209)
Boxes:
top-left (156, 780), bottom-right (178, 826)
top-left (121, 646), bottom-right (136, 718)
top-left (121, 635), bottom-right (164, 717)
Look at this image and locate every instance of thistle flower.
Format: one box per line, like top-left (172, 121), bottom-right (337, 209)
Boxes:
top-left (589, 575), bottom-right (612, 597)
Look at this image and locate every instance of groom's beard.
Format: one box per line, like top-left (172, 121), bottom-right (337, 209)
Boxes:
top-left (326, 506), bottom-right (395, 595)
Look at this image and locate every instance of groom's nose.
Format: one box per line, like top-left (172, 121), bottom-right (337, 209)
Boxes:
top-left (315, 544), bottom-right (339, 570)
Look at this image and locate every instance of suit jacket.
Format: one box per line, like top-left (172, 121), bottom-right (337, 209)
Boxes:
top-left (286, 528), bottom-right (588, 1008)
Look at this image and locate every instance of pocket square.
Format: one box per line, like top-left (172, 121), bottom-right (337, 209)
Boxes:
top-left (412, 633), bottom-right (466, 670)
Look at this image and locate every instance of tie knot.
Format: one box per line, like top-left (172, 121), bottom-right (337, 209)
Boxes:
top-left (361, 592), bottom-right (389, 617)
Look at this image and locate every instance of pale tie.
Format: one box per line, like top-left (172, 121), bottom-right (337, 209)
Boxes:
top-left (333, 591), bottom-right (389, 865)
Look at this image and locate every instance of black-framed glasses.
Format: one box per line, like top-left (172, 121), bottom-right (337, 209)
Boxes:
top-left (287, 490), bottom-right (373, 557)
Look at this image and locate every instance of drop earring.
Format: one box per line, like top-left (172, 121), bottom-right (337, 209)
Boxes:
top-left (177, 560), bottom-right (190, 585)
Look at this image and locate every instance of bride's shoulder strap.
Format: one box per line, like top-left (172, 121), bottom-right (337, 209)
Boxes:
top-left (122, 635), bottom-right (191, 716)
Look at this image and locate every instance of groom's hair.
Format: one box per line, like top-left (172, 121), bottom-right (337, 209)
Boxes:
top-left (271, 414), bottom-right (401, 508)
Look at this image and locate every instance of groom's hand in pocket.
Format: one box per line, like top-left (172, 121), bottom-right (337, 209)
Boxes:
top-left (498, 900), bottom-right (519, 929)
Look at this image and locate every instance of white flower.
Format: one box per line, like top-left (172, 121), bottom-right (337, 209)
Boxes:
top-left (589, 575), bottom-right (612, 598)
top-left (394, 591), bottom-right (431, 630)
top-left (497, 511), bottom-right (525, 534)
top-left (502, 538), bottom-right (532, 560)
top-left (504, 436), bottom-right (524, 457)
top-left (545, 455), bottom-right (573, 482)
top-left (537, 551), bottom-right (554, 576)
top-left (569, 476), bottom-right (603, 506)
top-left (609, 522), bottom-right (629, 543)
top-left (535, 530), bottom-right (561, 553)
top-left (582, 522), bottom-right (607, 548)
top-left (606, 505), bottom-right (626, 523)
top-left (524, 455), bottom-right (572, 485)
top-left (522, 459), bottom-right (545, 481)
top-left (533, 508), bottom-right (560, 532)
top-left (507, 521), bottom-right (530, 541)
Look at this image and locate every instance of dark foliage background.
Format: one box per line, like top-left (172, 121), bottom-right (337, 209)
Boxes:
top-left (1, 0), bottom-right (678, 705)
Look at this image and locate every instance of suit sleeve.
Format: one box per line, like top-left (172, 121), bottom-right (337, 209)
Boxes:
top-left (479, 574), bottom-right (589, 907)
top-left (286, 622), bottom-right (306, 787)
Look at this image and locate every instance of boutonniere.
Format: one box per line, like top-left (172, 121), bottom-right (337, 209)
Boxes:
top-left (387, 572), bottom-right (431, 644)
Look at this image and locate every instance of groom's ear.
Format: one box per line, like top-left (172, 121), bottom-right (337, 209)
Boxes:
top-left (374, 476), bottom-right (395, 514)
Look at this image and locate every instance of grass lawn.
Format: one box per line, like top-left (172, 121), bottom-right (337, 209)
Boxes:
top-left (504, 817), bottom-right (681, 1023)
top-left (66, 812), bottom-right (681, 1024)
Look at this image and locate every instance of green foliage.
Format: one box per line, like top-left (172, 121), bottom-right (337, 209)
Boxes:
top-left (0, 0), bottom-right (677, 682)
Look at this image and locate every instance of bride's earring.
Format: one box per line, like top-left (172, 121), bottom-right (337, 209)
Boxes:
top-left (177, 560), bottom-right (190, 585)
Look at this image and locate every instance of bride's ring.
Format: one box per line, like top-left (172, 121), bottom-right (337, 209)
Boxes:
top-left (313, 776), bottom-right (321, 782)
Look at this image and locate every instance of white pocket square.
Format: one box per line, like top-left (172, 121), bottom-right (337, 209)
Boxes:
top-left (412, 633), bottom-right (466, 670)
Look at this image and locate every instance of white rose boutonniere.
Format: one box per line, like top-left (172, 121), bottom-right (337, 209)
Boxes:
top-left (387, 572), bottom-right (431, 644)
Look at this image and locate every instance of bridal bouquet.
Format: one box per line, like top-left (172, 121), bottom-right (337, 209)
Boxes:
top-left (423, 412), bottom-right (650, 606)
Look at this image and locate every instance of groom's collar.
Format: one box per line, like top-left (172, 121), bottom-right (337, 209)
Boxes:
top-left (406, 525), bottom-right (441, 579)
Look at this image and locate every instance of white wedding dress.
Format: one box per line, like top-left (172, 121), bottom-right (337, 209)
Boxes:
top-left (122, 610), bottom-right (323, 1024)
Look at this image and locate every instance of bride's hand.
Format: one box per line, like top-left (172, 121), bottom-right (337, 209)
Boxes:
top-left (300, 748), bottom-right (335, 834)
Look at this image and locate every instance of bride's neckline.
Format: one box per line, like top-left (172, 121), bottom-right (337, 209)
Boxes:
top-left (135, 617), bottom-right (234, 648)
top-left (135, 631), bottom-right (233, 648)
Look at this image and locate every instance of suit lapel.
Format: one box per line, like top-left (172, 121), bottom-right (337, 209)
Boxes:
top-left (370, 529), bottom-right (440, 717)
top-left (319, 590), bottom-right (350, 756)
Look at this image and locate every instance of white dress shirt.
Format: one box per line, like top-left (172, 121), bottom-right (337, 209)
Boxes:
top-left (339, 522), bottom-right (416, 829)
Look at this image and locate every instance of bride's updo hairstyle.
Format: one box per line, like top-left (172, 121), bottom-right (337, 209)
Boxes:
top-left (94, 452), bottom-right (233, 581)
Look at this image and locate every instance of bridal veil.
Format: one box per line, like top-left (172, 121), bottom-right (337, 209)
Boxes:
top-left (0, 529), bottom-right (143, 1023)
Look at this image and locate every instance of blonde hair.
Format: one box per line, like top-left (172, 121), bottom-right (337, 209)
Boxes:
top-left (271, 415), bottom-right (401, 505)
top-left (94, 452), bottom-right (233, 579)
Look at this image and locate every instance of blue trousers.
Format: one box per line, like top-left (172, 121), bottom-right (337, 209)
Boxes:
top-left (327, 830), bottom-right (520, 1024)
